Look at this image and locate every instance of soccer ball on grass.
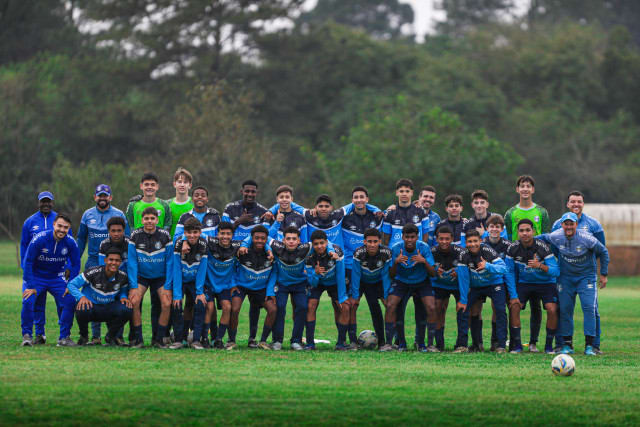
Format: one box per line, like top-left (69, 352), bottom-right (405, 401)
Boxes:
top-left (551, 354), bottom-right (575, 376)
top-left (357, 330), bottom-right (378, 349)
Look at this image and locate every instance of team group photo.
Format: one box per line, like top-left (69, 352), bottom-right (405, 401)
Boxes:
top-left (3, 0), bottom-right (640, 425)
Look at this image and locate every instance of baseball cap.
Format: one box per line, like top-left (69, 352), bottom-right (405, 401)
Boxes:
top-left (560, 212), bottom-right (578, 223)
top-left (38, 191), bottom-right (54, 201)
top-left (95, 184), bottom-right (112, 196)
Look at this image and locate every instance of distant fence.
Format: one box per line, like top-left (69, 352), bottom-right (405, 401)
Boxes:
top-left (583, 204), bottom-right (640, 276)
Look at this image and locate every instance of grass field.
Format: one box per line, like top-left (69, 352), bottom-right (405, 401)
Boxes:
top-left (1, 241), bottom-right (639, 425)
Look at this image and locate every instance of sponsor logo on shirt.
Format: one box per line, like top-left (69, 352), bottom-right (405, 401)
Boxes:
top-left (154, 241), bottom-right (162, 249)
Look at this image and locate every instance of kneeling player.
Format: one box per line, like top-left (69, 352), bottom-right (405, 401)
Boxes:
top-left (170, 218), bottom-right (209, 349)
top-left (458, 230), bottom-right (517, 353)
top-left (68, 248), bottom-right (133, 346)
top-left (348, 229), bottom-right (391, 349)
top-left (230, 226), bottom-right (277, 349)
top-left (127, 207), bottom-right (173, 348)
top-left (506, 219), bottom-right (560, 354)
top-left (305, 230), bottom-right (349, 350)
top-left (381, 224), bottom-right (436, 352)
top-left (431, 226), bottom-right (468, 352)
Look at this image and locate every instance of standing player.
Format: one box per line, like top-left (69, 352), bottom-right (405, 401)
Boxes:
top-left (19, 191), bottom-right (63, 345)
top-left (174, 186), bottom-right (220, 241)
top-left (457, 230), bottom-right (516, 353)
top-left (204, 222), bottom-right (240, 349)
top-left (229, 226), bottom-right (277, 349)
top-left (268, 185), bottom-right (307, 242)
top-left (383, 179), bottom-right (431, 350)
top-left (537, 213), bottom-right (609, 356)
top-left (416, 185), bottom-right (441, 246)
top-left (380, 224), bottom-right (436, 352)
top-left (431, 226), bottom-right (469, 352)
top-left (342, 186), bottom-right (383, 347)
top-left (167, 167), bottom-right (194, 237)
top-left (223, 180), bottom-right (272, 348)
top-left (504, 175), bottom-right (550, 353)
top-left (67, 248), bottom-right (132, 346)
top-left (552, 190), bottom-right (605, 353)
top-left (77, 184), bottom-right (129, 345)
top-left (125, 172), bottom-right (172, 232)
top-left (348, 229), bottom-right (392, 349)
top-left (462, 190), bottom-right (506, 240)
top-left (437, 194), bottom-right (467, 245)
top-left (305, 230), bottom-right (349, 350)
top-left (21, 214), bottom-right (80, 346)
top-left (505, 219), bottom-right (560, 354)
top-left (127, 207), bottom-right (173, 347)
top-left (169, 218), bottom-right (208, 349)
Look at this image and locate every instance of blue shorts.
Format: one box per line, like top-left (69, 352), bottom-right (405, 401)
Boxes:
top-left (308, 284), bottom-right (339, 302)
top-left (357, 281), bottom-right (384, 300)
top-left (517, 283), bottom-right (558, 306)
top-left (139, 276), bottom-right (165, 292)
top-left (433, 287), bottom-right (460, 301)
top-left (215, 288), bottom-right (231, 309)
top-left (389, 280), bottom-right (434, 299)
top-left (232, 286), bottom-right (266, 303)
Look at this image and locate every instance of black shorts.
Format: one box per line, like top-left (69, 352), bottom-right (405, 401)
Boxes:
top-left (232, 287), bottom-right (266, 303)
top-left (308, 284), bottom-right (339, 302)
top-left (138, 276), bottom-right (165, 292)
top-left (433, 287), bottom-right (460, 302)
top-left (389, 280), bottom-right (434, 299)
top-left (517, 283), bottom-right (558, 306)
top-left (358, 281), bottom-right (384, 300)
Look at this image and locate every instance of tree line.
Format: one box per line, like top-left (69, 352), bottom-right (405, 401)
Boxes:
top-left (2, 0), bottom-right (640, 237)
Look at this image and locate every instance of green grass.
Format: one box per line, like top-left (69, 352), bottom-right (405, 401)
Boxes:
top-left (1, 240), bottom-right (639, 425)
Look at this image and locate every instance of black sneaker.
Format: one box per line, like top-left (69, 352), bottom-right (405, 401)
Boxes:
top-left (86, 337), bottom-right (101, 346)
top-left (33, 335), bottom-right (46, 345)
top-left (77, 336), bottom-right (89, 346)
top-left (152, 340), bottom-right (168, 349)
top-left (200, 338), bottom-right (211, 349)
top-left (130, 340), bottom-right (144, 349)
top-left (248, 339), bottom-right (258, 349)
top-left (213, 339), bottom-right (225, 349)
top-left (593, 347), bottom-right (604, 355)
top-left (105, 335), bottom-right (128, 347)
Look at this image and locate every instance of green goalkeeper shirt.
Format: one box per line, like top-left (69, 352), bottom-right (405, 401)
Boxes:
top-left (504, 203), bottom-right (550, 241)
top-left (168, 197), bottom-right (193, 237)
top-left (125, 198), bottom-right (172, 232)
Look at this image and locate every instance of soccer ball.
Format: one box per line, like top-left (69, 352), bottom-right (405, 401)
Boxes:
top-left (551, 354), bottom-right (575, 376)
top-left (357, 330), bottom-right (377, 349)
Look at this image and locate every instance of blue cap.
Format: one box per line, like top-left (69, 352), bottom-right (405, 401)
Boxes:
top-left (95, 184), bottom-right (112, 196)
top-left (38, 191), bottom-right (54, 201)
top-left (560, 212), bottom-right (578, 223)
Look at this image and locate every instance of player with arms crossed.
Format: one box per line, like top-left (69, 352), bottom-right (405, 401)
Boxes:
top-left (505, 219), bottom-right (560, 354)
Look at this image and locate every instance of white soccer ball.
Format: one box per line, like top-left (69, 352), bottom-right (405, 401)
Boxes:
top-left (551, 354), bottom-right (575, 376)
top-left (357, 330), bottom-right (378, 349)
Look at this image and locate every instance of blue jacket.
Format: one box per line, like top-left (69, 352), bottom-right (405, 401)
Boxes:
top-left (431, 244), bottom-right (467, 291)
top-left (127, 228), bottom-right (173, 289)
top-left (552, 213), bottom-right (605, 245)
top-left (458, 244), bottom-right (511, 305)
top-left (22, 230), bottom-right (80, 287)
top-left (268, 210), bottom-right (308, 244)
top-left (232, 245), bottom-right (277, 296)
top-left (172, 238), bottom-right (208, 299)
top-left (305, 245), bottom-right (347, 303)
top-left (222, 201), bottom-right (272, 241)
top-left (174, 208), bottom-right (221, 242)
top-left (67, 266), bottom-right (129, 304)
top-left (424, 210), bottom-right (441, 247)
top-left (390, 240), bottom-right (435, 285)
top-left (77, 206), bottom-right (129, 268)
top-left (205, 237), bottom-right (241, 294)
top-left (20, 210), bottom-right (73, 268)
top-left (98, 237), bottom-right (130, 272)
top-left (505, 240), bottom-right (560, 287)
top-left (350, 245), bottom-right (392, 298)
top-left (341, 207), bottom-right (383, 269)
top-left (383, 205), bottom-right (431, 248)
top-left (537, 230), bottom-right (609, 279)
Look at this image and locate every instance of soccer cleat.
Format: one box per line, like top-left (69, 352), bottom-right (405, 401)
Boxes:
top-left (495, 347), bottom-right (506, 354)
top-left (559, 345), bottom-right (574, 355)
top-left (584, 345), bottom-right (597, 356)
top-left (303, 344), bottom-right (316, 351)
top-left (529, 343), bottom-right (540, 353)
top-left (335, 343), bottom-right (348, 351)
top-left (76, 336), bottom-right (89, 346)
top-left (225, 341), bottom-right (237, 350)
top-left (347, 342), bottom-right (359, 351)
top-left (417, 344), bottom-right (428, 353)
top-left (509, 348), bottom-right (522, 354)
top-left (593, 347), bottom-right (604, 355)
top-left (258, 341), bottom-right (272, 350)
top-left (33, 335), bottom-right (46, 345)
top-left (169, 341), bottom-right (184, 349)
top-left (129, 340), bottom-right (144, 349)
top-left (105, 336), bottom-right (128, 347)
top-left (200, 338), bottom-right (211, 349)
top-left (21, 334), bottom-right (33, 347)
top-left (397, 344), bottom-right (408, 352)
top-left (378, 344), bottom-right (394, 352)
top-left (190, 341), bottom-right (205, 350)
top-left (152, 340), bottom-right (168, 349)
top-left (291, 343), bottom-right (303, 351)
top-left (57, 337), bottom-right (78, 347)
top-left (453, 346), bottom-right (468, 353)
top-left (248, 339), bottom-right (258, 349)
top-left (213, 339), bottom-right (225, 349)
top-left (426, 345), bottom-right (440, 353)
top-left (545, 347), bottom-right (555, 355)
top-left (86, 337), bottom-right (102, 346)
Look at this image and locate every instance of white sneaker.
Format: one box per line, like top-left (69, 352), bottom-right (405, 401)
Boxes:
top-left (529, 343), bottom-right (540, 353)
top-left (21, 334), bottom-right (33, 347)
top-left (272, 342), bottom-right (283, 351)
top-left (291, 342), bottom-right (303, 351)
